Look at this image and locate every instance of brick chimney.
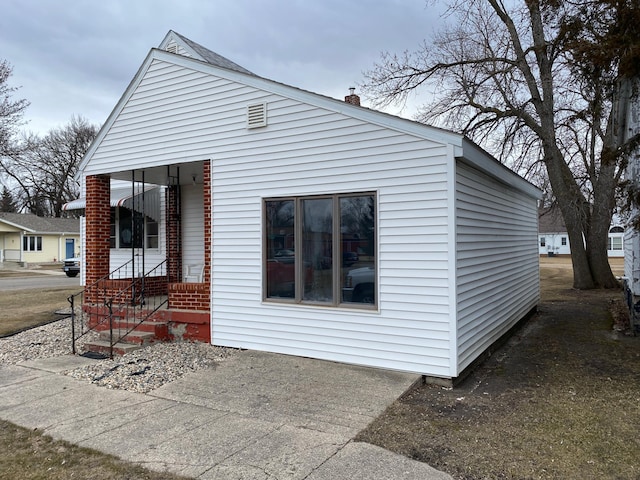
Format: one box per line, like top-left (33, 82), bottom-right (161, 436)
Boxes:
top-left (344, 87), bottom-right (360, 106)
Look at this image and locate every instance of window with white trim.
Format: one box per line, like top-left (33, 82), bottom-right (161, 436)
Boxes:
top-left (23, 236), bottom-right (42, 252)
top-left (608, 236), bottom-right (623, 250)
top-left (264, 193), bottom-right (376, 307)
top-left (109, 207), bottom-right (159, 249)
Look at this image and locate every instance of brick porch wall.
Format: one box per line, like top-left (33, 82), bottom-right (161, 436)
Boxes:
top-left (168, 283), bottom-right (210, 310)
top-left (99, 276), bottom-right (169, 303)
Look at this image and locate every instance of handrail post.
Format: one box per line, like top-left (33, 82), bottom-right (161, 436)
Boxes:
top-left (106, 299), bottom-right (114, 360)
top-left (68, 294), bottom-right (76, 355)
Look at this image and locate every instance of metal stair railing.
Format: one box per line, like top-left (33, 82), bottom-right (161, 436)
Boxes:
top-left (68, 260), bottom-right (134, 354)
top-left (68, 260), bottom-right (168, 357)
top-left (103, 260), bottom-right (168, 359)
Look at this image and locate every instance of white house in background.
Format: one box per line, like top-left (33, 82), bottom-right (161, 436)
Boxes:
top-left (538, 206), bottom-right (625, 258)
top-left (74, 30), bottom-right (542, 382)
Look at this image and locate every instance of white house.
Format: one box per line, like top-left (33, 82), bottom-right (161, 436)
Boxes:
top-left (538, 206), bottom-right (625, 258)
top-left (75, 31), bottom-right (542, 382)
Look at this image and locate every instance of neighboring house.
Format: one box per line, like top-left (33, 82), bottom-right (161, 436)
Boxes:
top-left (0, 212), bottom-right (80, 264)
top-left (538, 206), bottom-right (625, 258)
top-left (74, 30), bottom-right (542, 381)
top-left (538, 206), bottom-right (571, 256)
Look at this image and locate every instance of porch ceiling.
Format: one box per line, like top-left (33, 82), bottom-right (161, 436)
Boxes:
top-left (109, 160), bottom-right (205, 186)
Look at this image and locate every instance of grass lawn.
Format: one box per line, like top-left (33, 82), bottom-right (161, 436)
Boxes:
top-left (0, 286), bottom-right (79, 337)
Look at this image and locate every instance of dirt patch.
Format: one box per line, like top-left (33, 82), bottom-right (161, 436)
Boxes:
top-left (356, 258), bottom-right (640, 479)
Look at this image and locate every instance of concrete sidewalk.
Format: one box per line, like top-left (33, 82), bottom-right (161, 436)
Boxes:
top-left (0, 350), bottom-right (452, 479)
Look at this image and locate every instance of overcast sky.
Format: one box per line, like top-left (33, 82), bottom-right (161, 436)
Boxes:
top-left (1, 0), bottom-right (445, 136)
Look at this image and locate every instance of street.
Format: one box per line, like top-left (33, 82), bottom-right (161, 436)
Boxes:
top-left (0, 271), bottom-right (80, 292)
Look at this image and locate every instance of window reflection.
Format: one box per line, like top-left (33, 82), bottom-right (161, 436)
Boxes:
top-left (266, 200), bottom-right (296, 298)
top-left (341, 195), bottom-right (375, 303)
top-left (302, 198), bottom-right (333, 302)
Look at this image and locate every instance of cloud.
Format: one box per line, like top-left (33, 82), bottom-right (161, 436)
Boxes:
top-left (1, 0), bottom-right (443, 134)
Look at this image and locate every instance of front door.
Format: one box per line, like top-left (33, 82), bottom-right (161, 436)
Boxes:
top-left (65, 238), bottom-right (75, 259)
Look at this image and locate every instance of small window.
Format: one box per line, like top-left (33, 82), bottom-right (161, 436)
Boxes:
top-left (609, 226), bottom-right (624, 234)
top-left (561, 237), bottom-right (567, 246)
top-left (540, 237), bottom-right (546, 247)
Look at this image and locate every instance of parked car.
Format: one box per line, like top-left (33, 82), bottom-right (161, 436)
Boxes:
top-left (274, 249), bottom-right (295, 263)
top-left (62, 257), bottom-right (80, 277)
top-left (342, 266), bottom-right (375, 303)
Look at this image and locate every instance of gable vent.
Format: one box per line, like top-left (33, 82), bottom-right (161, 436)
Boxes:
top-left (166, 42), bottom-right (178, 54)
top-left (247, 103), bottom-right (267, 129)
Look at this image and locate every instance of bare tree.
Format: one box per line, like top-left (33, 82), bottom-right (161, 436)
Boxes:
top-left (3, 116), bottom-right (98, 217)
top-left (0, 59), bottom-right (29, 158)
top-left (362, 0), bottom-right (639, 289)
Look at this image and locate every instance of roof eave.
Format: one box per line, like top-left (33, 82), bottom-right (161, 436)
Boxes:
top-left (458, 138), bottom-right (543, 199)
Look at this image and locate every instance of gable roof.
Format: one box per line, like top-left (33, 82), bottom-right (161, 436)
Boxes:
top-left (538, 206), bottom-right (566, 234)
top-left (79, 30), bottom-right (541, 200)
top-left (159, 30), bottom-right (254, 75)
top-left (0, 212), bottom-right (80, 234)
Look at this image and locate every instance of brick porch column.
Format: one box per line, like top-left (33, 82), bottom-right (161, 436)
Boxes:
top-left (85, 175), bottom-right (110, 301)
top-left (203, 160), bottom-right (211, 285)
top-left (166, 185), bottom-right (181, 283)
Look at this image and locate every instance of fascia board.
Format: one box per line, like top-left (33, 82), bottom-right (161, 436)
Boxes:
top-left (0, 219), bottom-right (35, 233)
top-left (458, 138), bottom-right (542, 199)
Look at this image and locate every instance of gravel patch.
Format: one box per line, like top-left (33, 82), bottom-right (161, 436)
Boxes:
top-left (63, 342), bottom-right (234, 393)
top-left (0, 318), bottom-right (236, 394)
top-left (0, 318), bottom-right (90, 364)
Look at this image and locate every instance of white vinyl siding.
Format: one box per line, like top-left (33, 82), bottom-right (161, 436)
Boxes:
top-left (181, 184), bottom-right (205, 268)
top-left (85, 61), bottom-right (268, 174)
top-left (210, 105), bottom-right (454, 376)
top-left (455, 160), bottom-right (539, 373)
top-left (624, 227), bottom-right (640, 296)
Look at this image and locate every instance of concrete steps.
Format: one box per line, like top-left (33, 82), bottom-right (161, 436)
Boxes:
top-left (82, 320), bottom-right (170, 357)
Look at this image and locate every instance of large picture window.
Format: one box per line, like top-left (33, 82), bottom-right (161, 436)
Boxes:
top-left (265, 193), bottom-right (376, 307)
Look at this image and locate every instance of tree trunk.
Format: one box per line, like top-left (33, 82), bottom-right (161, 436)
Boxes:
top-left (542, 142), bottom-right (597, 289)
